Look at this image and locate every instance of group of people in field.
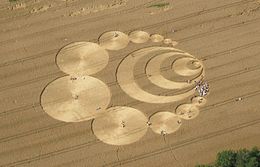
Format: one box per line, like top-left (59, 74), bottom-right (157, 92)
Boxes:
top-left (195, 79), bottom-right (209, 97)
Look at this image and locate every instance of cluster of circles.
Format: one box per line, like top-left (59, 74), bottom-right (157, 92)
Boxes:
top-left (40, 30), bottom-right (207, 145)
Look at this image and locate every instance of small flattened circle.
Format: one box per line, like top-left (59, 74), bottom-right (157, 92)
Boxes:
top-left (172, 40), bottom-right (178, 46)
top-left (129, 30), bottom-right (150, 43)
top-left (150, 34), bottom-right (164, 42)
top-left (98, 31), bottom-right (129, 50)
top-left (149, 111), bottom-right (182, 135)
top-left (190, 60), bottom-right (202, 69)
top-left (191, 96), bottom-right (207, 106)
top-left (173, 57), bottom-right (202, 77)
top-left (163, 38), bottom-right (172, 44)
top-left (175, 104), bottom-right (200, 120)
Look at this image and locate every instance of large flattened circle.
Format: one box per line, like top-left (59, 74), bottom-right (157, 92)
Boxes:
top-left (40, 76), bottom-right (111, 122)
top-left (92, 106), bottom-right (148, 145)
top-left (56, 42), bottom-right (109, 76)
top-left (149, 111), bottom-right (182, 135)
top-left (98, 31), bottom-right (129, 50)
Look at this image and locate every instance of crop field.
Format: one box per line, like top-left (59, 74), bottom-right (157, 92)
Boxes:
top-left (0, 0), bottom-right (260, 166)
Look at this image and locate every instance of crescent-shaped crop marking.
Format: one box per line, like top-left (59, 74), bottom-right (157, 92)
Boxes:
top-left (146, 52), bottom-right (203, 89)
top-left (116, 47), bottom-right (204, 103)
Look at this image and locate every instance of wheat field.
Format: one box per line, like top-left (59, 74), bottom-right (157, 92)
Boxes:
top-left (0, 0), bottom-right (260, 166)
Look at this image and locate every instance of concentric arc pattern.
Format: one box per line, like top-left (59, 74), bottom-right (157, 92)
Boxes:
top-left (116, 46), bottom-right (205, 103)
